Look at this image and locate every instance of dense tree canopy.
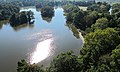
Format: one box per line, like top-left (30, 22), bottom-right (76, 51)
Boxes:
top-left (17, 60), bottom-right (45, 72)
top-left (41, 6), bottom-right (54, 17)
top-left (87, 2), bottom-right (111, 13)
top-left (0, 3), bottom-right (20, 21)
top-left (47, 51), bottom-right (80, 72)
top-left (91, 17), bottom-right (109, 31)
top-left (79, 28), bottom-right (120, 71)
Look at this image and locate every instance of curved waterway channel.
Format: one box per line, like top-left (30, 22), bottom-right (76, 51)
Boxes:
top-left (0, 7), bottom-right (84, 72)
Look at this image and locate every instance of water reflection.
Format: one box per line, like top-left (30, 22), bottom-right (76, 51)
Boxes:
top-left (10, 24), bottom-right (34, 31)
top-left (0, 23), bottom-right (3, 29)
top-left (66, 23), bottom-right (80, 39)
top-left (30, 38), bottom-right (53, 64)
top-left (41, 16), bottom-right (53, 23)
top-left (0, 20), bottom-right (9, 30)
top-left (26, 30), bottom-right (54, 64)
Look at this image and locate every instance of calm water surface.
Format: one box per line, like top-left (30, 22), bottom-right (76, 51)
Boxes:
top-left (0, 7), bottom-right (83, 72)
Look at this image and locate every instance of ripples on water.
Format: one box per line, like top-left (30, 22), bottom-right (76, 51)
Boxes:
top-left (25, 29), bottom-right (55, 64)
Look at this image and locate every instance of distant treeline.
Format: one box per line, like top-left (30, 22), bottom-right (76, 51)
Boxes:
top-left (35, 1), bottom-right (95, 8)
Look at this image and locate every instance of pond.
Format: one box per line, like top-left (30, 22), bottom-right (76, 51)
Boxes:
top-left (0, 7), bottom-right (84, 72)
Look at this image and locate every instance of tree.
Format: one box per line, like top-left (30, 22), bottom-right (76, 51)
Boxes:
top-left (110, 44), bottom-right (120, 71)
top-left (79, 28), bottom-right (120, 71)
top-left (64, 5), bottom-right (80, 23)
top-left (47, 51), bottom-right (81, 72)
top-left (63, 5), bottom-right (80, 13)
top-left (0, 3), bottom-right (20, 21)
top-left (91, 17), bottom-right (109, 31)
top-left (17, 60), bottom-right (45, 72)
top-left (73, 10), bottom-right (86, 30)
top-left (87, 2), bottom-right (110, 13)
top-left (10, 11), bottom-right (34, 27)
top-left (112, 3), bottom-right (120, 14)
top-left (19, 12), bottom-right (28, 24)
top-left (41, 6), bottom-right (54, 17)
top-left (112, 3), bottom-right (120, 10)
top-left (84, 11), bottom-right (99, 28)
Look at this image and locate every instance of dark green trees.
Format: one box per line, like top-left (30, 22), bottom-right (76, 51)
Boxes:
top-left (80, 28), bottom-right (120, 71)
top-left (110, 44), bottom-right (120, 71)
top-left (63, 4), bottom-right (101, 31)
top-left (87, 2), bottom-right (111, 13)
top-left (112, 3), bottom-right (120, 14)
top-left (47, 51), bottom-right (80, 72)
top-left (0, 3), bottom-right (20, 21)
top-left (41, 6), bottom-right (54, 17)
top-left (10, 11), bottom-right (34, 27)
top-left (73, 10), bottom-right (85, 30)
top-left (17, 60), bottom-right (45, 72)
top-left (91, 17), bottom-right (109, 31)
top-left (63, 5), bottom-right (80, 23)
top-left (40, 6), bottom-right (54, 23)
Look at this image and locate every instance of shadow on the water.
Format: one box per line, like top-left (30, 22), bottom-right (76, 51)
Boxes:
top-left (41, 16), bottom-right (53, 23)
top-left (66, 22), bottom-right (80, 39)
top-left (0, 20), bottom-right (9, 30)
top-left (10, 23), bottom-right (34, 31)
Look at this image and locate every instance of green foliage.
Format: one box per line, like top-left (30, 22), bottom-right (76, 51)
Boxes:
top-left (112, 3), bottom-right (120, 14)
top-left (9, 10), bottom-right (34, 26)
top-left (66, 23), bottom-right (80, 39)
top-left (112, 3), bottom-right (120, 10)
top-left (73, 10), bottom-right (86, 30)
top-left (112, 8), bottom-right (120, 14)
top-left (84, 11), bottom-right (99, 28)
top-left (17, 60), bottom-right (45, 72)
top-left (63, 5), bottom-right (80, 13)
top-left (91, 17), bottom-right (109, 31)
top-left (110, 44), bottom-right (120, 71)
top-left (87, 2), bottom-right (111, 13)
top-left (0, 3), bottom-right (20, 21)
top-left (47, 51), bottom-right (81, 72)
top-left (41, 6), bottom-right (54, 17)
top-left (79, 28), bottom-right (120, 71)
top-left (63, 5), bottom-right (80, 23)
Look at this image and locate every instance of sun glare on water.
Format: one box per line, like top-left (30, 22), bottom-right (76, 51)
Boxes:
top-left (30, 38), bottom-right (53, 64)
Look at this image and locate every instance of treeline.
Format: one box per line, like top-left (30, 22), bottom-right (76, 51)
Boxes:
top-left (17, 2), bottom-right (120, 72)
top-left (0, 1), bottom-right (35, 7)
top-left (35, 1), bottom-right (95, 9)
top-left (10, 1), bottom-right (35, 7)
top-left (0, 3), bottom-right (20, 21)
